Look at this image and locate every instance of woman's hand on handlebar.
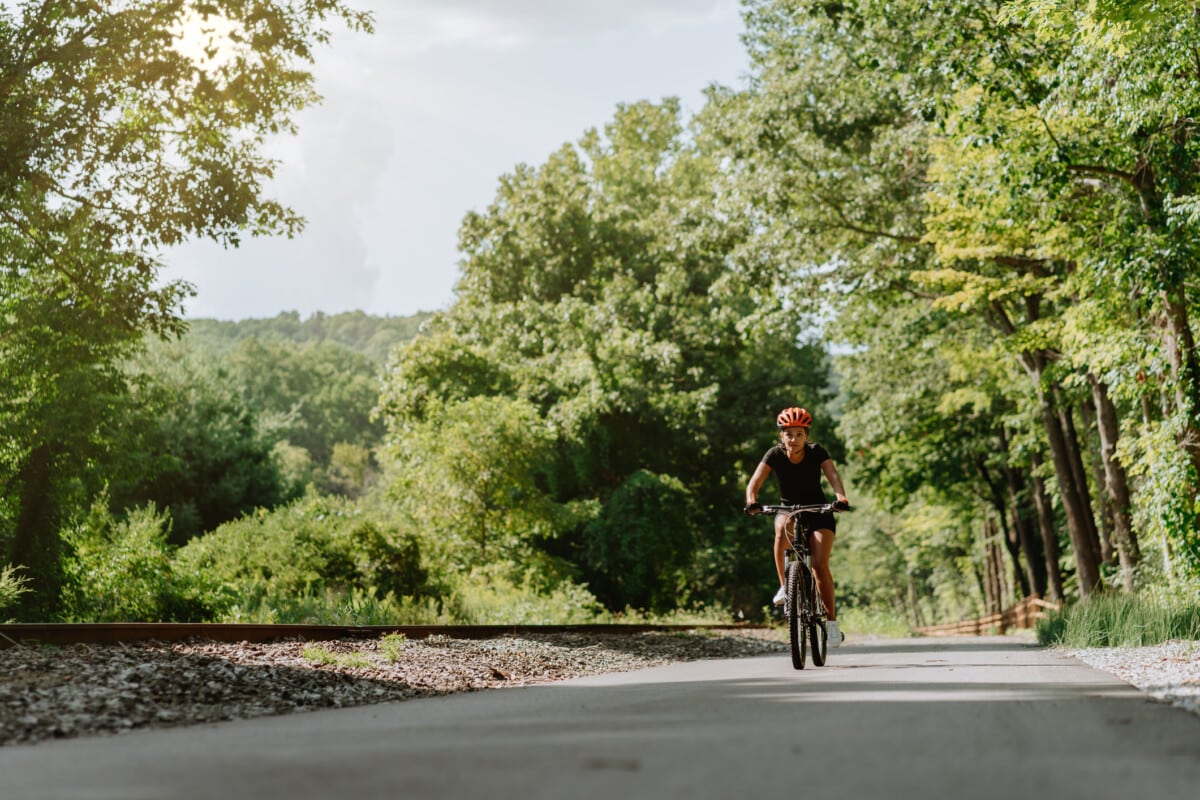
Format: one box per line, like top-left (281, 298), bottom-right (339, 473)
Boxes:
top-left (743, 502), bottom-right (763, 516)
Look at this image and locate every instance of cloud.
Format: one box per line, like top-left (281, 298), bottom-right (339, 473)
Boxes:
top-left (161, 72), bottom-right (396, 320)
top-left (371, 0), bottom-right (740, 54)
top-left (161, 0), bottom-right (749, 320)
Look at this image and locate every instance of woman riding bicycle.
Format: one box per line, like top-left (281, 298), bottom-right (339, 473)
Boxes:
top-left (744, 407), bottom-right (849, 647)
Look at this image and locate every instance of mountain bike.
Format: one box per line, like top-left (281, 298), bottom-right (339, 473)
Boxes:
top-left (750, 502), bottom-right (845, 670)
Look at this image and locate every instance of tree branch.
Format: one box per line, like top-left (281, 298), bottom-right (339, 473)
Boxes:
top-left (811, 189), bottom-right (925, 244)
top-left (1066, 162), bottom-right (1140, 188)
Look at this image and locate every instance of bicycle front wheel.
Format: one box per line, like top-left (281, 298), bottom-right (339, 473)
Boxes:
top-left (809, 574), bottom-right (827, 666)
top-left (809, 620), bottom-right (827, 666)
top-left (787, 560), bottom-right (807, 670)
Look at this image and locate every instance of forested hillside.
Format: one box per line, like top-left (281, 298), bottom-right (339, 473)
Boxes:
top-left (186, 311), bottom-right (433, 365)
top-left (4, 0), bottom-right (1199, 630)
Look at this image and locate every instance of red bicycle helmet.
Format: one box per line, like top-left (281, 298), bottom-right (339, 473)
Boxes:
top-left (776, 407), bottom-right (812, 429)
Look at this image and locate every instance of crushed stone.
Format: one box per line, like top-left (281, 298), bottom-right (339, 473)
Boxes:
top-left (0, 629), bottom-right (785, 746)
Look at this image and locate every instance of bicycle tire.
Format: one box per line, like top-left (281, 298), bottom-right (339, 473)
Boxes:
top-left (787, 560), bottom-right (806, 670)
top-left (810, 620), bottom-right (827, 666)
top-left (809, 574), bottom-right (827, 666)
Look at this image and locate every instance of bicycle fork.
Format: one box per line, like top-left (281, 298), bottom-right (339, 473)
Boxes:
top-left (785, 542), bottom-right (825, 626)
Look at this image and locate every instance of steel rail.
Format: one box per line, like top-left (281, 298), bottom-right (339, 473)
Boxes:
top-left (0, 622), bottom-right (766, 649)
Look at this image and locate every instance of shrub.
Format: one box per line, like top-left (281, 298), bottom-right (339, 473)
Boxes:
top-left (0, 564), bottom-right (30, 615)
top-left (580, 470), bottom-right (693, 613)
top-left (445, 564), bottom-right (606, 624)
top-left (60, 498), bottom-right (218, 621)
top-left (175, 492), bottom-right (432, 617)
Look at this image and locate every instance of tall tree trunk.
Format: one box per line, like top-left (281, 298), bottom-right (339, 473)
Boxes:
top-left (1161, 286), bottom-right (1200, 522)
top-left (908, 575), bottom-right (925, 628)
top-left (1058, 394), bottom-right (1104, 569)
top-left (1001, 517), bottom-right (1031, 599)
top-left (1141, 393), bottom-right (1154, 427)
top-left (991, 527), bottom-right (1009, 612)
top-left (1163, 287), bottom-right (1200, 421)
top-left (1009, 332), bottom-right (1101, 596)
top-left (1002, 464), bottom-right (1048, 598)
top-left (975, 454), bottom-right (1031, 598)
top-left (1088, 374), bottom-right (1141, 590)
top-left (8, 443), bottom-right (61, 620)
top-left (971, 557), bottom-right (987, 618)
top-left (1030, 452), bottom-right (1065, 603)
top-left (998, 428), bottom-right (1048, 598)
top-left (1077, 399), bottom-right (1116, 565)
top-left (1039, 387), bottom-right (1104, 595)
top-left (982, 519), bottom-right (999, 615)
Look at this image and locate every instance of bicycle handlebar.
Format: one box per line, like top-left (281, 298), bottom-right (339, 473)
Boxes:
top-left (745, 501), bottom-right (850, 517)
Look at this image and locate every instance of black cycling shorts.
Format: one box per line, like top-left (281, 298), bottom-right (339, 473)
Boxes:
top-left (777, 510), bottom-right (837, 534)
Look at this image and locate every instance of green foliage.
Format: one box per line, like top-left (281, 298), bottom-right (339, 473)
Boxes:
top-left (218, 587), bottom-right (445, 626)
top-left (378, 97), bottom-right (834, 615)
top-left (59, 497), bottom-right (216, 622)
top-left (14, 0), bottom-right (1200, 624)
top-left (185, 311), bottom-right (430, 365)
top-left (1119, 415), bottom-right (1200, 576)
top-left (386, 395), bottom-right (561, 574)
top-left (581, 470), bottom-right (694, 613)
top-left (1, 0), bottom-right (369, 616)
top-left (0, 564), bottom-right (30, 613)
top-left (302, 644), bottom-right (371, 669)
top-left (105, 344), bottom-right (289, 544)
top-left (1037, 588), bottom-right (1200, 648)
top-left (175, 492), bottom-right (431, 619)
top-left (728, 0), bottom-right (1200, 613)
top-left (224, 338), bottom-right (384, 467)
top-left (444, 565), bottom-right (607, 625)
top-left (380, 633), bottom-right (406, 662)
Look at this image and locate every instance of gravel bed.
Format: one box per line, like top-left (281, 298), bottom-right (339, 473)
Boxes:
top-left (0, 629), bottom-right (786, 747)
top-left (1067, 640), bottom-right (1200, 718)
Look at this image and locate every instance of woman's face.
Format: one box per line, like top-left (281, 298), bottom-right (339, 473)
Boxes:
top-left (779, 426), bottom-right (808, 455)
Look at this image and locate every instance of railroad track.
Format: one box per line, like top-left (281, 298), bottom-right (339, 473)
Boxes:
top-left (0, 622), bottom-right (766, 648)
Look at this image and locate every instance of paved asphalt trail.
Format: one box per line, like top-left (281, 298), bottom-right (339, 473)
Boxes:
top-left (2, 636), bottom-right (1198, 800)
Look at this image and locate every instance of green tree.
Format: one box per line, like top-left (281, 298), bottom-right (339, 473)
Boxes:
top-left (379, 99), bottom-right (833, 614)
top-left (225, 338), bottom-right (384, 468)
top-left (1006, 0), bottom-right (1200, 574)
top-left (0, 0), bottom-right (369, 617)
top-left (185, 310), bottom-right (431, 365)
top-left (386, 396), bottom-right (562, 575)
top-left (727, 0), bottom-right (1139, 601)
top-left (581, 470), bottom-right (693, 613)
top-left (105, 344), bottom-right (288, 544)
top-left (917, 0), bottom-right (1200, 578)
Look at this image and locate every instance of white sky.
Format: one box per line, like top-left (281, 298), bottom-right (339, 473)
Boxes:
top-left (159, 0), bottom-right (750, 320)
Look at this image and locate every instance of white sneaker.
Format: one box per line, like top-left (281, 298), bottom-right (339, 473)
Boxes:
top-left (772, 586), bottom-right (786, 606)
top-left (827, 620), bottom-right (843, 647)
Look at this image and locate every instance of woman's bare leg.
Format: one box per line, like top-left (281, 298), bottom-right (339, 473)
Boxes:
top-left (810, 528), bottom-right (836, 621)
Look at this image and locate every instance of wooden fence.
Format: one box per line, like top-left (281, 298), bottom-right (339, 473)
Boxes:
top-left (914, 596), bottom-right (1061, 637)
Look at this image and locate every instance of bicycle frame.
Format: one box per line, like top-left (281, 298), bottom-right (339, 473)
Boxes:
top-left (754, 502), bottom-right (838, 669)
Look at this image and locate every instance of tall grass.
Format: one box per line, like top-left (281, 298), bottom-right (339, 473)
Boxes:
top-left (0, 564), bottom-right (30, 615)
top-left (209, 576), bottom-right (738, 627)
top-left (1036, 589), bottom-right (1200, 647)
top-left (217, 588), bottom-right (451, 625)
top-left (837, 606), bottom-right (913, 638)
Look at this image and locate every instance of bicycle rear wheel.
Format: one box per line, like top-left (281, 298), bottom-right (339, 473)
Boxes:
top-left (787, 560), bottom-right (807, 670)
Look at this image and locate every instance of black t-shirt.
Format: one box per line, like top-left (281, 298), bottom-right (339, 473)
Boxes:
top-left (762, 442), bottom-right (831, 505)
